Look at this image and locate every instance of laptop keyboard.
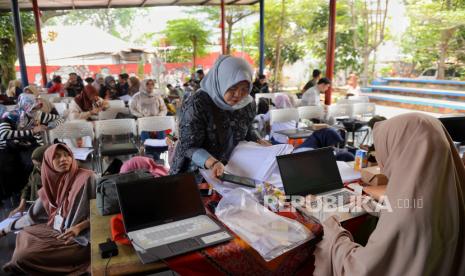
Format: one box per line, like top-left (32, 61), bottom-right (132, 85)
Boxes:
top-left (135, 215), bottom-right (220, 248)
top-left (322, 190), bottom-right (354, 206)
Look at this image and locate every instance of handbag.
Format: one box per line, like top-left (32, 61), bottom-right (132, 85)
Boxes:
top-left (6, 136), bottom-right (39, 151)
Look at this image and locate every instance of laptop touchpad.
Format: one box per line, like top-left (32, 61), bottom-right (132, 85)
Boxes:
top-left (168, 239), bottom-right (200, 253)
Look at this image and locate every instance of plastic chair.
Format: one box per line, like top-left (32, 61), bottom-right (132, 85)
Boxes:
top-left (269, 108), bottom-right (299, 125)
top-left (348, 95), bottom-right (370, 103)
top-left (297, 106), bottom-right (324, 121)
top-left (137, 116), bottom-right (176, 135)
top-left (255, 93), bottom-right (275, 105)
top-left (107, 100), bottom-right (125, 108)
top-left (352, 103), bottom-right (376, 119)
top-left (49, 120), bottom-right (95, 169)
top-left (94, 119), bottom-right (138, 173)
top-left (54, 102), bottom-right (68, 117)
top-left (98, 107), bottom-right (130, 120)
top-left (327, 104), bottom-right (353, 119)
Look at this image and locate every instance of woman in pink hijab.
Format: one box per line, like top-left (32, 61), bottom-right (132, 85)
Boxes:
top-left (1, 144), bottom-right (96, 275)
top-left (120, 156), bottom-right (168, 177)
top-left (314, 113), bottom-right (465, 276)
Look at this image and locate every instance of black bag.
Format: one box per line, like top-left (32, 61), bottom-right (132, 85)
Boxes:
top-left (6, 136), bottom-right (39, 151)
top-left (96, 169), bottom-right (153, 215)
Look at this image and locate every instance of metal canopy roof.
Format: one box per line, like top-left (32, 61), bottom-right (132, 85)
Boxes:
top-left (0, 0), bottom-right (259, 12)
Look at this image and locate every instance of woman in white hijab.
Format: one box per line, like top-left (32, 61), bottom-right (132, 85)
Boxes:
top-left (129, 79), bottom-right (167, 118)
top-left (314, 113), bottom-right (465, 276)
top-left (169, 55), bottom-right (270, 181)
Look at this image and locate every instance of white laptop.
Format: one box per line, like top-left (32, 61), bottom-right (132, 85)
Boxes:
top-left (277, 147), bottom-right (365, 223)
top-left (116, 173), bottom-right (233, 264)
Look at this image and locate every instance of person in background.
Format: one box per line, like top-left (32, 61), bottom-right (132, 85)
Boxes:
top-left (48, 75), bottom-right (64, 94)
top-left (301, 69), bottom-right (322, 93)
top-left (120, 156), bottom-right (168, 177)
top-left (195, 69), bottom-right (205, 84)
top-left (345, 73), bottom-right (361, 97)
top-left (23, 85), bottom-right (58, 115)
top-left (100, 76), bottom-right (119, 100)
top-left (301, 77), bottom-right (331, 106)
top-left (84, 77), bottom-right (94, 86)
top-left (251, 74), bottom-right (270, 98)
top-left (294, 127), bottom-right (354, 161)
top-left (116, 73), bottom-right (129, 97)
top-left (8, 145), bottom-right (49, 217)
top-left (92, 74), bottom-right (105, 92)
top-left (69, 84), bottom-right (107, 121)
top-left (170, 56), bottom-right (270, 181)
top-left (45, 75), bottom-right (55, 89)
top-left (262, 94), bottom-right (300, 144)
top-left (129, 79), bottom-right (167, 118)
top-left (1, 144), bottom-right (96, 275)
top-left (167, 84), bottom-right (183, 101)
top-left (128, 76), bottom-right (140, 96)
top-left (314, 113), bottom-right (465, 276)
top-left (64, 73), bottom-right (84, 97)
top-left (7, 80), bottom-right (22, 99)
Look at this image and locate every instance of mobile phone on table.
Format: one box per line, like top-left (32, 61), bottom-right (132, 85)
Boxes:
top-left (219, 173), bottom-right (257, 188)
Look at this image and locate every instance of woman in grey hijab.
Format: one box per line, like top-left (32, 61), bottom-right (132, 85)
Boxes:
top-left (170, 56), bottom-right (270, 180)
top-left (99, 76), bottom-right (118, 100)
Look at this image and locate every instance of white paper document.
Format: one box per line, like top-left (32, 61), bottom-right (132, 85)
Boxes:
top-left (71, 147), bottom-right (94, 161)
top-left (144, 139), bottom-right (167, 147)
top-left (337, 161), bottom-right (361, 183)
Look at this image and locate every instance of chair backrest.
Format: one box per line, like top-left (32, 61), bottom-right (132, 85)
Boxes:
top-left (137, 116), bottom-right (176, 135)
top-left (297, 106), bottom-right (324, 120)
top-left (352, 103), bottom-right (376, 118)
top-left (49, 120), bottom-right (94, 141)
top-left (98, 107), bottom-right (130, 120)
top-left (107, 100), bottom-right (125, 108)
top-left (327, 104), bottom-right (353, 119)
top-left (54, 102), bottom-right (67, 117)
top-left (270, 108), bottom-right (299, 125)
top-left (94, 119), bottom-right (137, 137)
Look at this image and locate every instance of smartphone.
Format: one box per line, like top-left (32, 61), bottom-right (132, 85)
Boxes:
top-left (219, 173), bottom-right (257, 188)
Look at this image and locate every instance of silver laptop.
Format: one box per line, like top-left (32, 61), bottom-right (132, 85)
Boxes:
top-left (116, 173), bottom-right (233, 264)
top-left (277, 147), bottom-right (365, 223)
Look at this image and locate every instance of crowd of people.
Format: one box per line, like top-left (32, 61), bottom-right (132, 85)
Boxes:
top-left (0, 56), bottom-right (463, 275)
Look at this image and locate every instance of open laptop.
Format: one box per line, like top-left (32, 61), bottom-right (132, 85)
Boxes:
top-left (276, 147), bottom-right (365, 223)
top-left (116, 173), bottom-right (233, 264)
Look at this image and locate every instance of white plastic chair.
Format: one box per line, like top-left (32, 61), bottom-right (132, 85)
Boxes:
top-left (94, 119), bottom-right (138, 172)
top-left (327, 104), bottom-right (353, 119)
top-left (269, 108), bottom-right (299, 125)
top-left (107, 100), bottom-right (125, 108)
top-left (352, 103), bottom-right (376, 118)
top-left (54, 102), bottom-right (67, 117)
top-left (297, 106), bottom-right (324, 121)
top-left (137, 116), bottom-right (176, 135)
top-left (98, 107), bottom-right (130, 120)
top-left (348, 95), bottom-right (370, 103)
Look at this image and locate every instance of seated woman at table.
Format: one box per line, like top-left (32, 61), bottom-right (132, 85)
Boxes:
top-left (1, 144), bottom-right (96, 275)
top-left (314, 113), bottom-right (465, 276)
top-left (294, 128), bottom-right (354, 161)
top-left (170, 55), bottom-right (270, 180)
top-left (69, 84), bottom-right (107, 120)
top-left (129, 79), bottom-right (167, 118)
top-left (120, 156), bottom-right (168, 177)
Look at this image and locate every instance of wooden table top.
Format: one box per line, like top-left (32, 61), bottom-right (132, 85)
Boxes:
top-left (90, 199), bottom-right (167, 276)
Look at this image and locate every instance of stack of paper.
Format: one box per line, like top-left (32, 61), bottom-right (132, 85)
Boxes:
top-left (71, 147), bottom-right (94, 161)
top-left (225, 141), bottom-right (294, 182)
top-left (337, 161), bottom-right (361, 183)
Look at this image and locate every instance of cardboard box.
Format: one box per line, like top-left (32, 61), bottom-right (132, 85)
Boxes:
top-left (361, 166), bottom-right (388, 186)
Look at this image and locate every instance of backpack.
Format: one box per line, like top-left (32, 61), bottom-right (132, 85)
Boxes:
top-left (96, 170), bottom-right (153, 215)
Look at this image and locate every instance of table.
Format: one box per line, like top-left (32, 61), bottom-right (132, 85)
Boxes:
top-left (90, 200), bottom-right (168, 276)
top-left (274, 128), bottom-right (313, 147)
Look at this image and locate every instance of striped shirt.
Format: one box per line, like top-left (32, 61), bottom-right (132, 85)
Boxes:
top-left (0, 112), bottom-right (64, 149)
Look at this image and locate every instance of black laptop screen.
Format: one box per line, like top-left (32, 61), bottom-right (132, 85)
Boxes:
top-left (439, 116), bottom-right (465, 144)
top-left (116, 173), bottom-right (205, 232)
top-left (277, 147), bottom-right (343, 196)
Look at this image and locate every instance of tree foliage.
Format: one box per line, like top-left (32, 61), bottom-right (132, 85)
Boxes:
top-left (45, 8), bottom-right (144, 41)
top-left (0, 11), bottom-right (36, 88)
top-left (162, 18), bottom-right (210, 70)
top-left (402, 0), bottom-right (465, 79)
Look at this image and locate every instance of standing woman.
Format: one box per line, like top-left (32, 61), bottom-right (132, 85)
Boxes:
top-left (1, 144), bottom-right (96, 275)
top-left (170, 56), bottom-right (270, 180)
top-left (314, 113), bottom-right (465, 276)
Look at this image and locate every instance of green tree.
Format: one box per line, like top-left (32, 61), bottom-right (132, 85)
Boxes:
top-left (0, 11), bottom-right (36, 88)
top-left (162, 18), bottom-right (210, 70)
top-left (402, 0), bottom-right (465, 79)
top-left (45, 8), bottom-right (144, 41)
top-left (187, 6), bottom-right (256, 55)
